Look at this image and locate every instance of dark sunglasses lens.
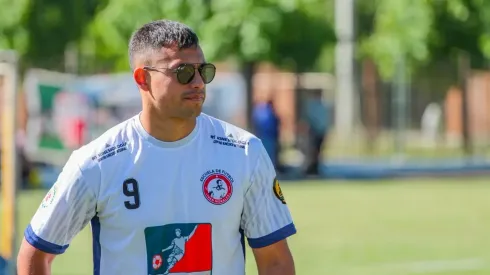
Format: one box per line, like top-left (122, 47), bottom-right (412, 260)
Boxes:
top-left (200, 64), bottom-right (216, 84)
top-left (176, 64), bottom-right (195, 84)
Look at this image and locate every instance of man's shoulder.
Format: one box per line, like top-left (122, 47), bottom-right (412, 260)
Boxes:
top-left (199, 113), bottom-right (257, 141)
top-left (199, 113), bottom-right (264, 154)
top-left (74, 116), bottom-right (137, 169)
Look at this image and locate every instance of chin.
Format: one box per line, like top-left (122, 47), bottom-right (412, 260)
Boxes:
top-left (182, 107), bottom-right (202, 118)
top-left (192, 107), bottom-right (203, 116)
top-left (191, 102), bottom-right (203, 112)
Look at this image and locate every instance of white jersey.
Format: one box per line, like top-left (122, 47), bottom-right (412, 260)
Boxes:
top-left (25, 113), bottom-right (296, 275)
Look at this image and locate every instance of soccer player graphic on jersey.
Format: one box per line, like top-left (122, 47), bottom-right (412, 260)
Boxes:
top-left (161, 226), bottom-right (197, 275)
top-left (208, 179), bottom-right (227, 199)
top-left (145, 223), bottom-right (213, 274)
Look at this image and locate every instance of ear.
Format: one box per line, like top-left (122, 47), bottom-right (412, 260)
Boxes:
top-left (133, 68), bottom-right (150, 91)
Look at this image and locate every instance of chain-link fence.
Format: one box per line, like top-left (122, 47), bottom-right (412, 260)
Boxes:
top-left (327, 55), bottom-right (490, 163)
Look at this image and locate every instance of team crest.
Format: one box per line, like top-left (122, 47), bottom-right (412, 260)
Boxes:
top-left (41, 185), bottom-right (57, 208)
top-left (145, 223), bottom-right (213, 274)
top-left (201, 169), bottom-right (234, 205)
top-left (273, 177), bottom-right (286, 204)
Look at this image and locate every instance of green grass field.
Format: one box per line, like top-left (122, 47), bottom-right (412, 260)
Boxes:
top-left (3, 178), bottom-right (490, 275)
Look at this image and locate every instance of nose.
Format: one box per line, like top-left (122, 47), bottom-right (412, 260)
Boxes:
top-left (190, 68), bottom-right (205, 90)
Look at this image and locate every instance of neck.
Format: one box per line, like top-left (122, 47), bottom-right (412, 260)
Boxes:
top-left (139, 109), bottom-right (197, 142)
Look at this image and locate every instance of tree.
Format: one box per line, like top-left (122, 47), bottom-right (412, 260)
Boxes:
top-left (358, 0), bottom-right (433, 80)
top-left (20, 0), bottom-right (106, 71)
top-left (429, 0), bottom-right (488, 64)
top-left (85, 0), bottom-right (333, 71)
top-left (356, 0), bottom-right (490, 79)
top-left (85, 0), bottom-right (334, 129)
top-left (200, 0), bottom-right (334, 128)
top-left (356, 0), bottom-right (490, 154)
top-left (426, 0), bottom-right (490, 154)
top-left (0, 0), bottom-right (30, 54)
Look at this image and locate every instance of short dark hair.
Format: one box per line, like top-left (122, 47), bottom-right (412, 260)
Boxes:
top-left (128, 19), bottom-right (199, 69)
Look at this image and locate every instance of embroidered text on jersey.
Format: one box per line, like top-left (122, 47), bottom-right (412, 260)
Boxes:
top-left (209, 135), bottom-right (248, 149)
top-left (91, 141), bottom-right (129, 162)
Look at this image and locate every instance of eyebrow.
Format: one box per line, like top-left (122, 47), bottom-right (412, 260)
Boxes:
top-left (152, 60), bottom-right (209, 69)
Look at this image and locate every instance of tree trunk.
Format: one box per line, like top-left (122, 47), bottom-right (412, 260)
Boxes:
top-left (242, 61), bottom-right (256, 132)
top-left (361, 59), bottom-right (379, 154)
top-left (458, 52), bottom-right (472, 155)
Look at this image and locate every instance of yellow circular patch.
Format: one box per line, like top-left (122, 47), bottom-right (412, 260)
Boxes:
top-left (273, 178), bottom-right (286, 204)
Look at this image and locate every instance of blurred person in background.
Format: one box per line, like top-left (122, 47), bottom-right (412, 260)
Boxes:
top-left (303, 90), bottom-right (330, 176)
top-left (17, 19), bottom-right (295, 275)
top-left (252, 97), bottom-right (280, 169)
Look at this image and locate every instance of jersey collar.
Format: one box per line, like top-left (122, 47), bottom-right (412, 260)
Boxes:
top-left (133, 113), bottom-right (200, 149)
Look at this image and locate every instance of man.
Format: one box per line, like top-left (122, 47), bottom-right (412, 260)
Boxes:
top-left (304, 90), bottom-right (329, 176)
top-left (252, 99), bottom-right (280, 168)
top-left (161, 226), bottom-right (197, 275)
top-left (17, 19), bottom-right (296, 275)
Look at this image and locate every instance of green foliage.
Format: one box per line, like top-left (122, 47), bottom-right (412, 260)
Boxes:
top-left (20, 0), bottom-right (105, 70)
top-left (85, 0), bottom-right (211, 71)
top-left (428, 0), bottom-right (490, 68)
top-left (357, 0), bottom-right (490, 79)
top-left (85, 0), bottom-right (333, 72)
top-left (477, 0), bottom-right (490, 59)
top-left (360, 0), bottom-right (433, 80)
top-left (3, 0), bottom-right (490, 77)
top-left (268, 5), bottom-right (335, 72)
top-left (0, 0), bottom-right (30, 53)
top-left (201, 0), bottom-right (335, 72)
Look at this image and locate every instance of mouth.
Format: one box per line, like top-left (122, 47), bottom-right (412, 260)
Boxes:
top-left (183, 93), bottom-right (204, 102)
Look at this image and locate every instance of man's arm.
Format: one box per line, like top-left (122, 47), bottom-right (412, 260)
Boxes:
top-left (241, 139), bottom-right (296, 275)
top-left (162, 241), bottom-right (175, 253)
top-left (17, 238), bottom-right (56, 275)
top-left (252, 240), bottom-right (295, 275)
top-left (17, 151), bottom-right (97, 275)
top-left (187, 225), bottom-right (198, 240)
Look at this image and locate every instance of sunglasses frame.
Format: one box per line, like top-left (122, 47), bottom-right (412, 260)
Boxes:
top-left (143, 63), bottom-right (216, 85)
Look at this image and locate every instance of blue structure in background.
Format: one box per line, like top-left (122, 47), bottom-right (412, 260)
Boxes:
top-left (0, 256), bottom-right (8, 275)
top-left (319, 157), bottom-right (490, 179)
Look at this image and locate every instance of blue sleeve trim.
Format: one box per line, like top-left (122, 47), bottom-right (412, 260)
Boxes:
top-left (247, 223), bottom-right (297, 249)
top-left (24, 224), bottom-right (69, 255)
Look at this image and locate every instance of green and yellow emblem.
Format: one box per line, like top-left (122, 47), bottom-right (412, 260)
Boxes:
top-left (272, 177), bottom-right (286, 204)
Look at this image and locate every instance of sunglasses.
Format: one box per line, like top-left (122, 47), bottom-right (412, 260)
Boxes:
top-left (143, 63), bottom-right (216, 85)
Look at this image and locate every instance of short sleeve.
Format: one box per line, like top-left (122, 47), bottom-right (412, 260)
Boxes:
top-left (24, 151), bottom-right (97, 254)
top-left (240, 140), bottom-right (296, 248)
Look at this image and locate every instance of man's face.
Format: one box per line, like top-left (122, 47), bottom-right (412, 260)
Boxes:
top-left (175, 229), bottom-right (181, 237)
top-left (144, 45), bottom-right (207, 119)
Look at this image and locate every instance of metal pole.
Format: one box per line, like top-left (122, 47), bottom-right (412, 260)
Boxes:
top-left (0, 51), bottom-right (19, 275)
top-left (334, 0), bottom-right (356, 139)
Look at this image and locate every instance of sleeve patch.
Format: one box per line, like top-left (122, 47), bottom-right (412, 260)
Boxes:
top-left (41, 184), bottom-right (58, 209)
top-left (273, 177), bottom-right (286, 204)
